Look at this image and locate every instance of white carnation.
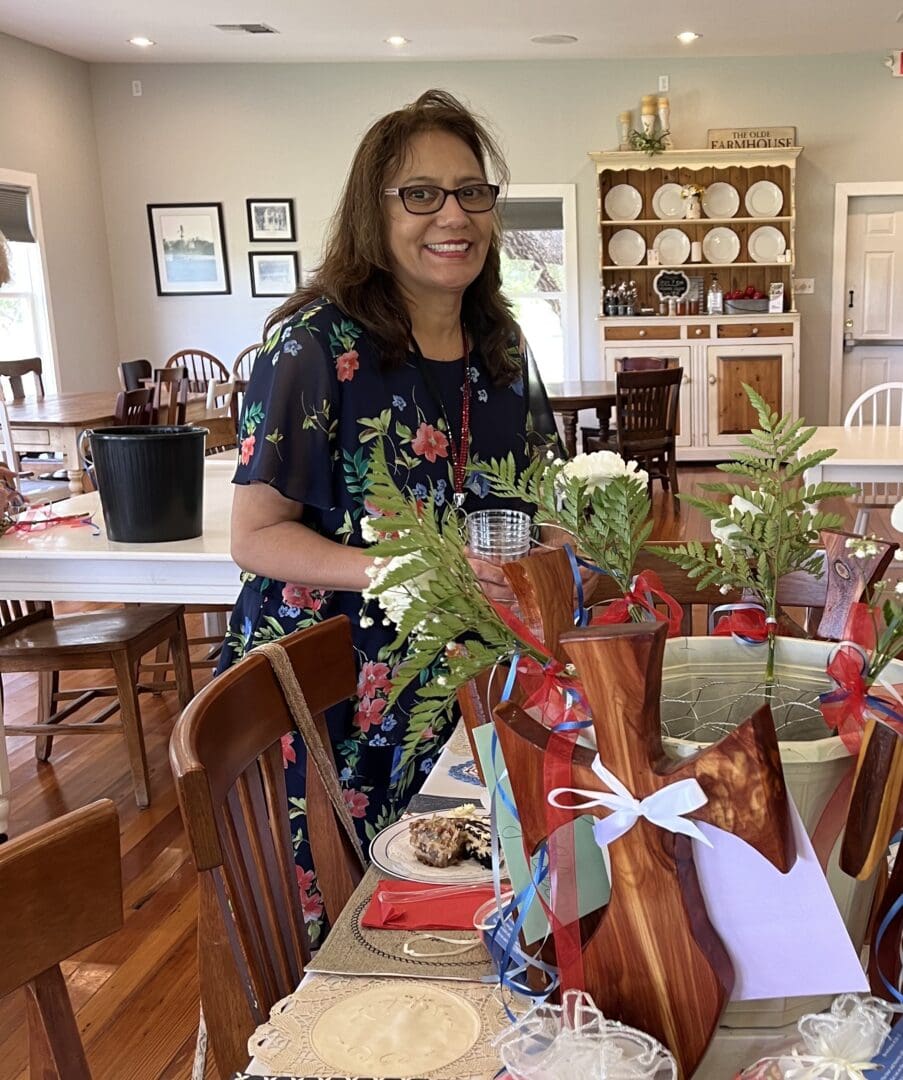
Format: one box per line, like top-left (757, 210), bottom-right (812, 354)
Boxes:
top-left (558, 451), bottom-right (648, 493)
top-left (892, 499), bottom-right (903, 535)
top-left (360, 515), bottom-right (381, 544)
top-left (711, 495), bottom-right (761, 547)
top-left (362, 552), bottom-right (434, 626)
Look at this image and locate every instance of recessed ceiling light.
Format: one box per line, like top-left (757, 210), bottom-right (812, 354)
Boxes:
top-left (530, 34), bottom-right (579, 45)
top-left (128, 36), bottom-right (155, 48)
top-left (675, 30), bottom-right (702, 44)
top-left (384, 35), bottom-right (410, 47)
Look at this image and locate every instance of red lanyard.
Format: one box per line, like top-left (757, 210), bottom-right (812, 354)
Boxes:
top-left (412, 322), bottom-right (471, 509)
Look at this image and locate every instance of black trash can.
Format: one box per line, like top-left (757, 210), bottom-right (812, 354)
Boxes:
top-left (89, 425), bottom-right (207, 543)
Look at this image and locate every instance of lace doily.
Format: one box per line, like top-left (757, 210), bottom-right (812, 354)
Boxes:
top-left (249, 975), bottom-right (514, 1080)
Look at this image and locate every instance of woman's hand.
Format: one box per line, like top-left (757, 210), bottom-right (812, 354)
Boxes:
top-left (466, 555), bottom-right (518, 605)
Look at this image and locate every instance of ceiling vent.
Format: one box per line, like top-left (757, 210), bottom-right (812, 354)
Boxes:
top-left (213, 23), bottom-right (279, 34)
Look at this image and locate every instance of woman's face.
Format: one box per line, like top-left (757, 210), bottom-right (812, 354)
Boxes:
top-left (383, 129), bottom-right (494, 309)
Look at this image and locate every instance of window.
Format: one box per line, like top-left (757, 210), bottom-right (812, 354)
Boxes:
top-left (0, 175), bottom-right (57, 391)
top-left (499, 184), bottom-right (580, 384)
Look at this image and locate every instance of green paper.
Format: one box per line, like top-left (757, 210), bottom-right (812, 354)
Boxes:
top-left (473, 723), bottom-right (611, 945)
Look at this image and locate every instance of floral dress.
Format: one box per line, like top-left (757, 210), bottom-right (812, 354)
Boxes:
top-left (219, 297), bottom-right (558, 943)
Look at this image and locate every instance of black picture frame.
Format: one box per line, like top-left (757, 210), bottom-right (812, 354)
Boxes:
top-left (246, 198), bottom-right (296, 242)
top-left (249, 250), bottom-right (299, 298)
top-left (147, 202), bottom-right (231, 296)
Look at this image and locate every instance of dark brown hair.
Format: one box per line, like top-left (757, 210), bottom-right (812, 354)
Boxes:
top-left (264, 89), bottom-right (520, 385)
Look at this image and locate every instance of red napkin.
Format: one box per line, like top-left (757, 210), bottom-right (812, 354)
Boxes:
top-left (361, 878), bottom-right (495, 931)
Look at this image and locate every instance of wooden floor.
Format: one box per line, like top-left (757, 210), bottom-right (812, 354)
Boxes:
top-left (0, 467), bottom-right (895, 1080)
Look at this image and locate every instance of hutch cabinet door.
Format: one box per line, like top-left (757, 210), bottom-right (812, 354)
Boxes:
top-left (602, 344), bottom-right (694, 447)
top-left (704, 342), bottom-right (794, 448)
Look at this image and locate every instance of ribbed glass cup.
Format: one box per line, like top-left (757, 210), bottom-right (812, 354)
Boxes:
top-left (465, 509), bottom-right (531, 564)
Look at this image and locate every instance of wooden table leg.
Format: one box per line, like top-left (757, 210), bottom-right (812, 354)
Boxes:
top-left (60, 426), bottom-right (85, 495)
top-left (560, 410), bottom-right (577, 458)
top-left (595, 405), bottom-right (612, 442)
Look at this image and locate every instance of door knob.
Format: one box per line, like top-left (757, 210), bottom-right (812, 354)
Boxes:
top-left (708, 374), bottom-right (717, 385)
top-left (638, 329), bottom-right (647, 337)
top-left (695, 328), bottom-right (703, 336)
top-left (751, 327), bottom-right (759, 335)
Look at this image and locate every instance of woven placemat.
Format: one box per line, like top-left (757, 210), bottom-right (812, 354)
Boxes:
top-left (306, 868), bottom-right (494, 982)
top-left (248, 974), bottom-right (511, 1080)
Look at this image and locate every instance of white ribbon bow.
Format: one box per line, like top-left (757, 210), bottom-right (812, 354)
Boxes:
top-left (783, 1050), bottom-right (878, 1079)
top-left (547, 755), bottom-right (713, 849)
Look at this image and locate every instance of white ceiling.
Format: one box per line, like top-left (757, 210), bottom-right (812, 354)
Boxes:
top-left (1, 0), bottom-right (901, 64)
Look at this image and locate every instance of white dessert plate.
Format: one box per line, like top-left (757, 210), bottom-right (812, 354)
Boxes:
top-left (604, 183), bottom-right (643, 221)
top-left (653, 228), bottom-right (691, 265)
top-left (745, 180), bottom-right (784, 218)
top-left (608, 228), bottom-right (646, 266)
top-left (702, 227), bottom-right (741, 264)
top-left (701, 182), bottom-right (740, 219)
top-left (748, 225), bottom-right (787, 263)
top-left (651, 183), bottom-right (685, 220)
top-left (369, 811), bottom-right (494, 885)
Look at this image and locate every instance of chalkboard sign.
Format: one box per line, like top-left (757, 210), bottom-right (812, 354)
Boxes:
top-left (653, 270), bottom-right (690, 301)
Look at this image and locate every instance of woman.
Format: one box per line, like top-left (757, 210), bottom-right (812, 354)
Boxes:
top-left (222, 88), bottom-right (558, 942)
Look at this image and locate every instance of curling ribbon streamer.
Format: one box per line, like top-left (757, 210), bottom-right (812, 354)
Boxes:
top-left (589, 569), bottom-right (683, 636)
top-left (819, 641), bottom-right (903, 754)
top-left (548, 754), bottom-right (713, 849)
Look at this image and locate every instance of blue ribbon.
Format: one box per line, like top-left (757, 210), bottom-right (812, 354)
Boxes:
top-left (874, 889), bottom-right (903, 1005)
top-left (563, 543), bottom-right (610, 627)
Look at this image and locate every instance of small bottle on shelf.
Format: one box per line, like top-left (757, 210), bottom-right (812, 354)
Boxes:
top-left (706, 274), bottom-right (724, 315)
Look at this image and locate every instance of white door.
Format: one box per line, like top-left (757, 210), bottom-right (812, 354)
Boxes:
top-left (841, 196), bottom-right (903, 417)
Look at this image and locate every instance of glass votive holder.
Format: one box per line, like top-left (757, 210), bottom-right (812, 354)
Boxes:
top-left (466, 509), bottom-right (531, 564)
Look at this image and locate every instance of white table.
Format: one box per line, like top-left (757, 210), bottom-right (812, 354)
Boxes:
top-left (803, 425), bottom-right (903, 486)
top-left (246, 731), bottom-right (799, 1079)
top-left (0, 458), bottom-right (240, 604)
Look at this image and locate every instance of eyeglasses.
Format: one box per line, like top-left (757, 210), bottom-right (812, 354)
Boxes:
top-left (383, 183), bottom-right (500, 215)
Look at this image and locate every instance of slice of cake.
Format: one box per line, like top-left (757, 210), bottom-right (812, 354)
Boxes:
top-left (408, 814), bottom-right (467, 867)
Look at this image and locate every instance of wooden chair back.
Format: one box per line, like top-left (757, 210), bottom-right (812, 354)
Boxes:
top-left (117, 359), bottom-right (152, 392)
top-left (165, 349), bottom-right (229, 394)
top-left (203, 416), bottom-right (238, 455)
top-left (614, 367), bottom-right (682, 493)
top-left (205, 378), bottom-right (239, 427)
top-left (0, 395), bottom-right (21, 476)
top-left (615, 356), bottom-right (677, 372)
top-left (113, 388), bottom-right (154, 426)
top-left (0, 799), bottom-right (122, 1079)
top-left (169, 616), bottom-right (366, 1076)
top-left (232, 344), bottom-right (260, 383)
top-left (151, 367), bottom-right (188, 425)
top-left (843, 382), bottom-right (903, 524)
top-left (0, 358), bottom-right (44, 402)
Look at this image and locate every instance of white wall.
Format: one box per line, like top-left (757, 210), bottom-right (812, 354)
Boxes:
top-left (88, 53), bottom-right (903, 421)
top-left (0, 33), bottom-right (118, 391)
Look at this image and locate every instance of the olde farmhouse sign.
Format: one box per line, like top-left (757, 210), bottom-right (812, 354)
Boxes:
top-left (707, 126), bottom-right (797, 149)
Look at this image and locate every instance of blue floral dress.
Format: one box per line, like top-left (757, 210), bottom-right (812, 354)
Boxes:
top-left (218, 297), bottom-right (558, 943)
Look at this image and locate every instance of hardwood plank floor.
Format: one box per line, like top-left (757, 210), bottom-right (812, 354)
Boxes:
top-left (0, 467), bottom-right (895, 1080)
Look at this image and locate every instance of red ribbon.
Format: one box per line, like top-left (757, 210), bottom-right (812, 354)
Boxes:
top-left (712, 606), bottom-right (773, 643)
top-left (590, 569), bottom-right (683, 637)
top-left (821, 644), bottom-right (874, 753)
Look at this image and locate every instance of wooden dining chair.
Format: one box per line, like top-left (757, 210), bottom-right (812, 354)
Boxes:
top-left (0, 798), bottom-right (122, 1080)
top-left (232, 344), bottom-right (261, 383)
top-left (591, 367), bottom-right (683, 496)
top-left (151, 367), bottom-right (189, 425)
top-left (113, 387), bottom-right (154, 426)
top-left (117, 358), bottom-right (152, 392)
top-left (0, 396), bottom-right (70, 503)
top-left (843, 381), bottom-right (903, 534)
top-left (0, 357), bottom-right (46, 401)
top-left (205, 377), bottom-right (239, 428)
top-left (0, 599), bottom-right (194, 807)
top-left (170, 616), bottom-right (367, 1076)
top-left (580, 357), bottom-right (677, 454)
top-left (165, 349), bottom-right (229, 394)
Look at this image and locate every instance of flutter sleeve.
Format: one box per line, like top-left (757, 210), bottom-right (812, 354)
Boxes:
top-left (233, 318), bottom-right (340, 509)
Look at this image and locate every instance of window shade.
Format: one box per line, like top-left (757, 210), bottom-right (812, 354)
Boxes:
top-left (499, 197), bottom-right (563, 231)
top-left (0, 185), bottom-right (35, 243)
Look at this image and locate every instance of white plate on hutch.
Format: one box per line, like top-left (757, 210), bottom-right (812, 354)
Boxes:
top-left (603, 184), bottom-right (643, 221)
top-left (701, 182), bottom-right (740, 219)
top-left (702, 227), bottom-right (741, 264)
top-left (748, 225), bottom-right (787, 263)
top-left (651, 183), bottom-right (685, 220)
top-left (652, 228), bottom-right (691, 265)
top-left (745, 180), bottom-right (784, 217)
top-left (608, 228), bottom-right (646, 266)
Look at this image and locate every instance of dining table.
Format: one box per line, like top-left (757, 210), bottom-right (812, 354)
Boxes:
top-left (544, 379), bottom-right (616, 458)
top-left (0, 455), bottom-right (239, 604)
top-left (801, 424), bottom-right (903, 486)
top-left (242, 728), bottom-right (812, 1080)
top-left (5, 390), bottom-right (223, 495)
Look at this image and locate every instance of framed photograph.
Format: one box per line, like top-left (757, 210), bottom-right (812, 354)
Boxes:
top-left (147, 203), bottom-right (230, 295)
top-left (249, 251), bottom-right (299, 297)
top-left (246, 198), bottom-right (296, 242)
